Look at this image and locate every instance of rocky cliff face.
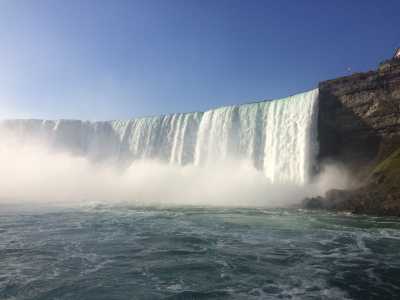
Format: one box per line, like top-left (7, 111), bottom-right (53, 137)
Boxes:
top-left (318, 58), bottom-right (400, 174)
top-left (312, 58), bottom-right (400, 216)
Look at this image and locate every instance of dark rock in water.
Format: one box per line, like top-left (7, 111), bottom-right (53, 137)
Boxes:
top-left (325, 189), bottom-right (353, 208)
top-left (302, 190), bottom-right (353, 211)
top-left (301, 196), bottom-right (326, 209)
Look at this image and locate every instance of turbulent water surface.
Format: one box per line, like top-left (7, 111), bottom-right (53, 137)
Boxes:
top-left (1, 206), bottom-right (400, 300)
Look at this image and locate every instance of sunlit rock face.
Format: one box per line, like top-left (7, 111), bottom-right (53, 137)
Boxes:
top-left (318, 58), bottom-right (400, 170)
top-left (0, 90), bottom-right (319, 185)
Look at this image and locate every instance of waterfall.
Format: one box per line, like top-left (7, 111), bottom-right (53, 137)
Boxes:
top-left (194, 89), bottom-right (319, 184)
top-left (0, 89), bottom-right (319, 185)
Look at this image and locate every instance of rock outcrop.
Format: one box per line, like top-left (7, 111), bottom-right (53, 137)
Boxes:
top-left (318, 58), bottom-right (400, 173)
top-left (312, 58), bottom-right (400, 216)
top-left (324, 147), bottom-right (400, 216)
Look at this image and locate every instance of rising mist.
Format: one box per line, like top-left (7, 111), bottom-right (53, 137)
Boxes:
top-left (0, 127), bottom-right (350, 208)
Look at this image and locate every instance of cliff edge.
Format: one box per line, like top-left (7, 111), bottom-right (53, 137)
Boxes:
top-left (307, 58), bottom-right (400, 216)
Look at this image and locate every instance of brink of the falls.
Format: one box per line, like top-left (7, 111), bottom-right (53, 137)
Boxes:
top-left (0, 89), bottom-right (319, 185)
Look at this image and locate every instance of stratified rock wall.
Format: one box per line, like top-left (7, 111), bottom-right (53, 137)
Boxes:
top-left (315, 58), bottom-right (400, 216)
top-left (318, 59), bottom-right (400, 173)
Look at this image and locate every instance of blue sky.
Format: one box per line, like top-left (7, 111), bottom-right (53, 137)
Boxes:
top-left (0, 0), bottom-right (399, 120)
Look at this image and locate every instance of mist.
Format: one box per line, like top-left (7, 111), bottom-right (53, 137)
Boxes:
top-left (0, 129), bottom-right (350, 208)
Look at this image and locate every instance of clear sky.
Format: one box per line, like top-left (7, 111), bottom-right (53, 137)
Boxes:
top-left (1, 0), bottom-right (399, 120)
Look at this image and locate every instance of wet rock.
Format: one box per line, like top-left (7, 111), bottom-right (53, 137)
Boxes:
top-left (301, 196), bottom-right (326, 209)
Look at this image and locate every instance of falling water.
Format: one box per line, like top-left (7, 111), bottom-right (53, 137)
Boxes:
top-left (0, 89), bottom-right (319, 185)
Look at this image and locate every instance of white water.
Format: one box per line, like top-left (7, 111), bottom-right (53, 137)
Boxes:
top-left (0, 89), bottom-right (319, 186)
top-left (195, 90), bottom-right (319, 184)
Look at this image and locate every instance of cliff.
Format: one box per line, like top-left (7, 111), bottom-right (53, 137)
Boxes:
top-left (309, 58), bottom-right (400, 215)
top-left (318, 58), bottom-right (400, 171)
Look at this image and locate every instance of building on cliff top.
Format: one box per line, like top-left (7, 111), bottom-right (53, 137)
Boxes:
top-left (395, 48), bottom-right (400, 59)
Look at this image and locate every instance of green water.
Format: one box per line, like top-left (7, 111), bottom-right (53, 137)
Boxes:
top-left (1, 206), bottom-right (400, 299)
